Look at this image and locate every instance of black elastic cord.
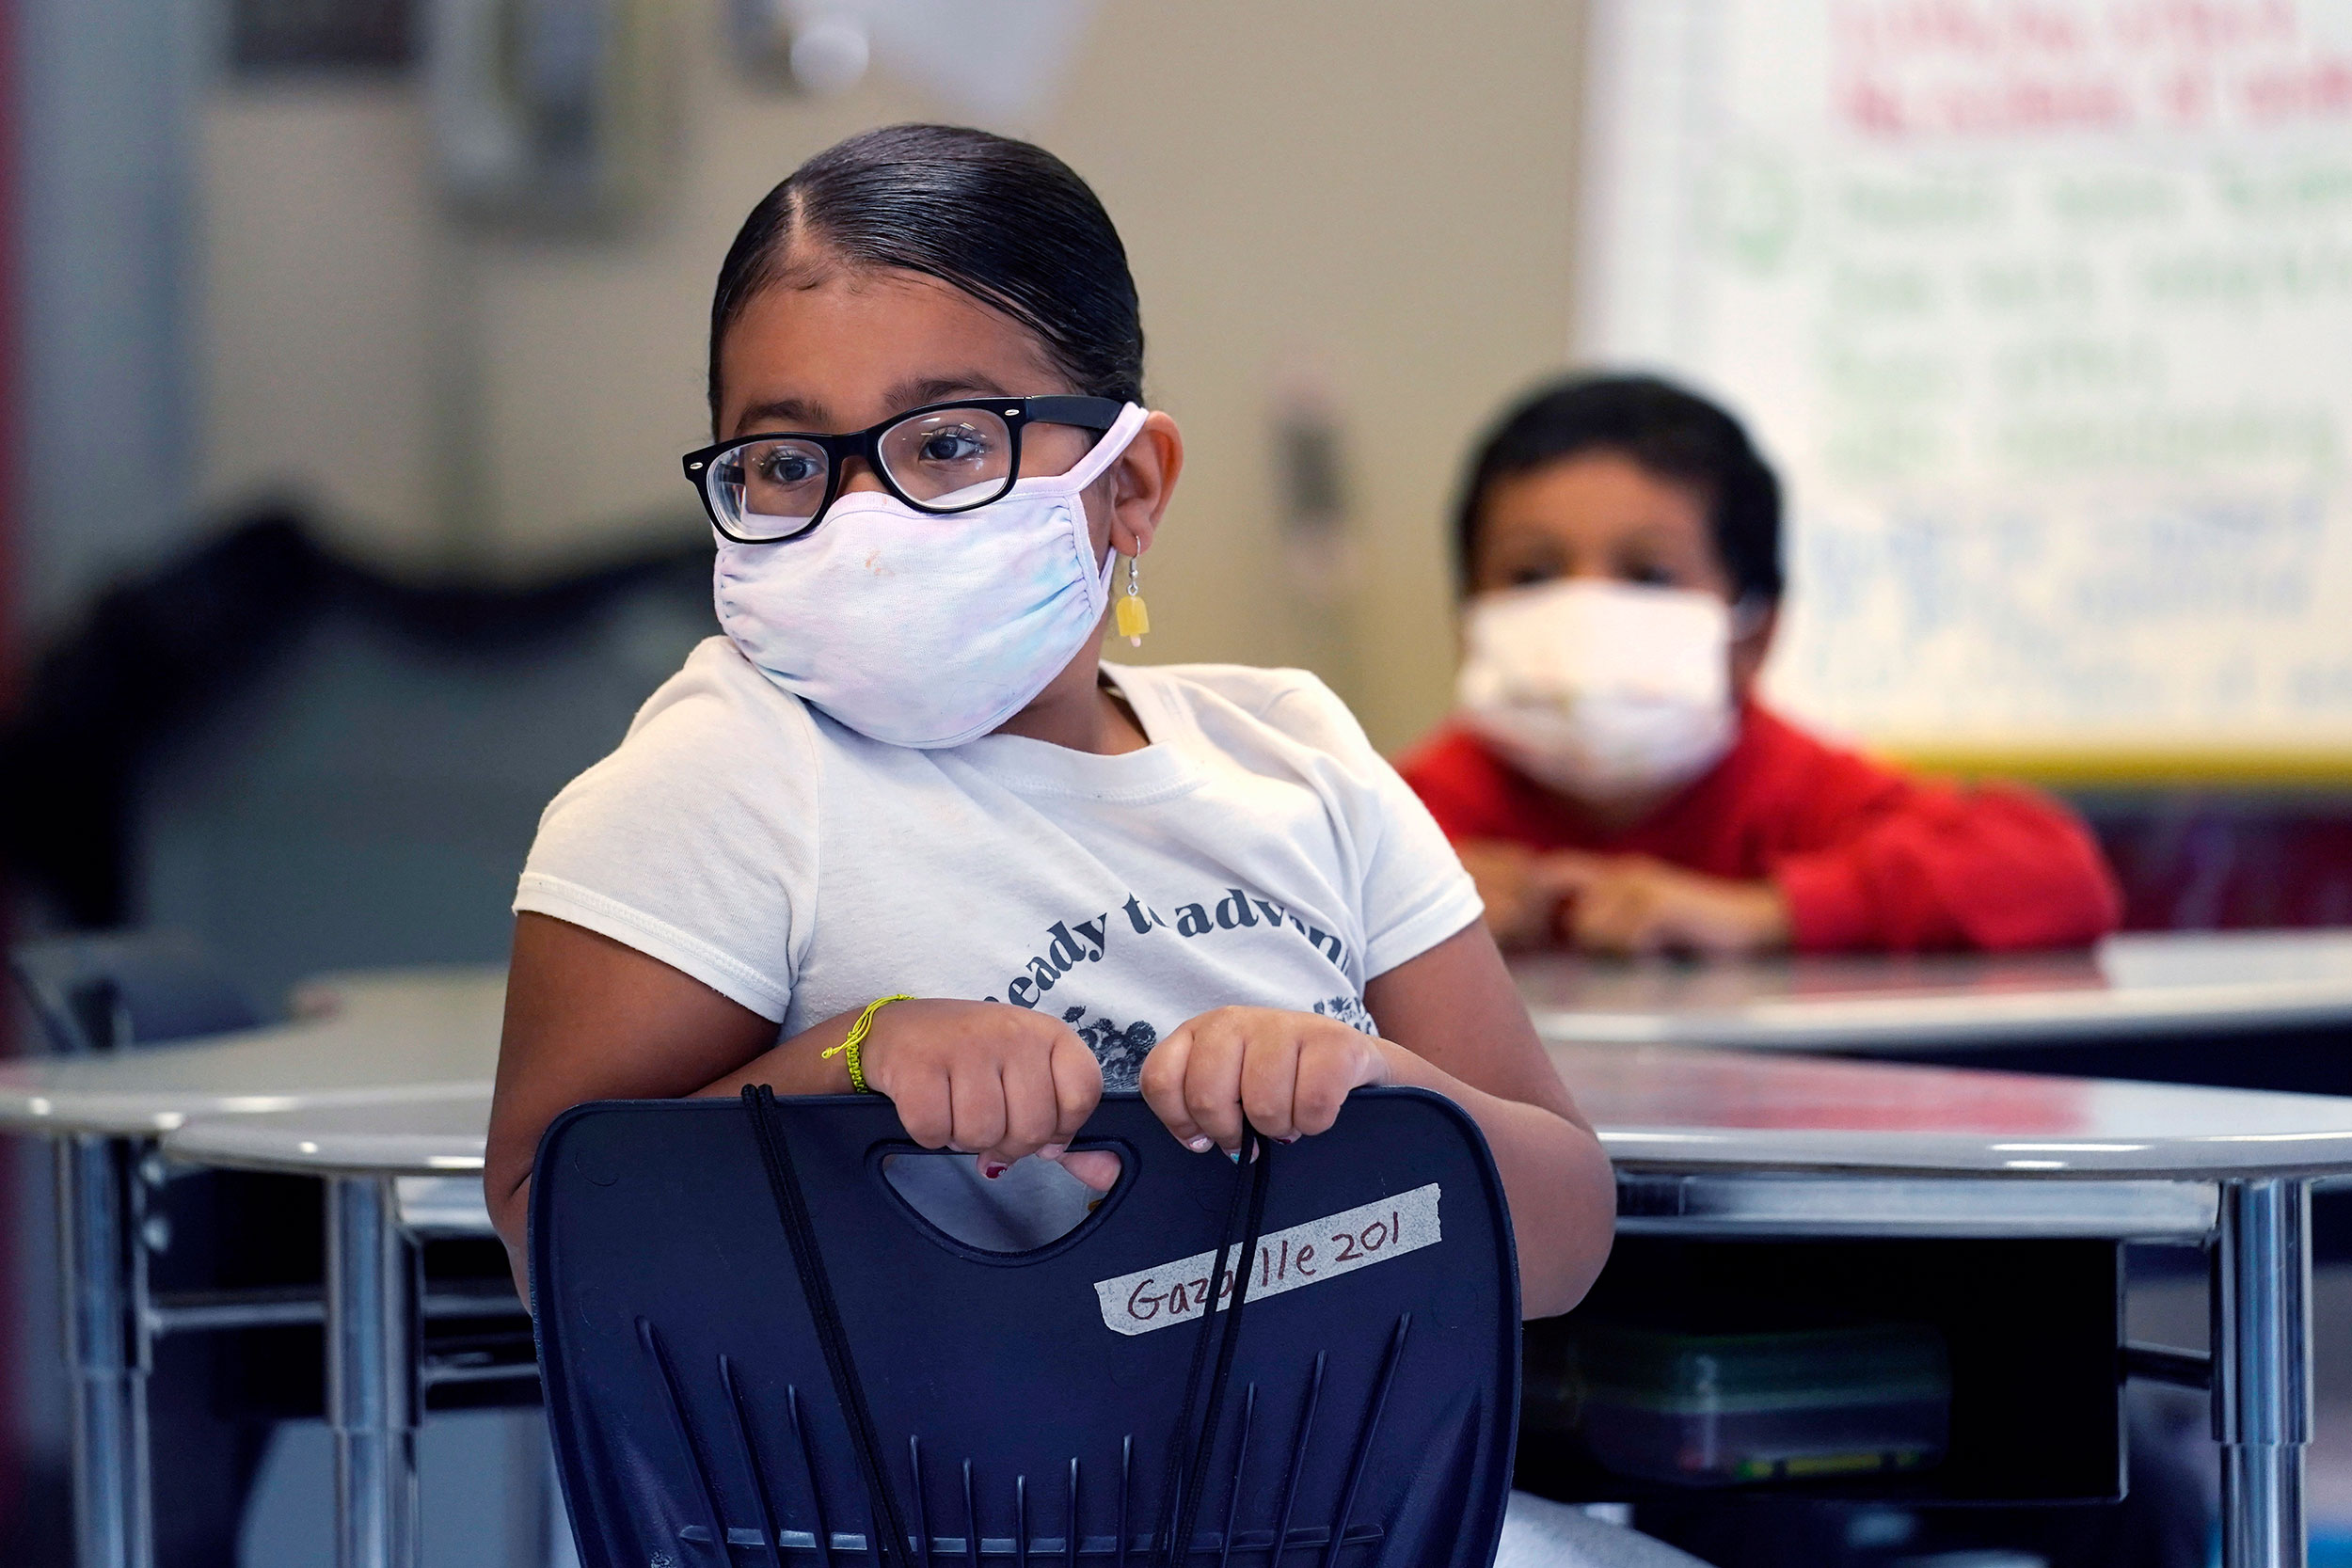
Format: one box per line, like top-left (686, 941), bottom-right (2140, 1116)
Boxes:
top-left (1155, 1132), bottom-right (1274, 1568)
top-left (1152, 1142), bottom-right (1252, 1559)
top-left (745, 1085), bottom-right (917, 1568)
top-left (1171, 1139), bottom-right (1271, 1562)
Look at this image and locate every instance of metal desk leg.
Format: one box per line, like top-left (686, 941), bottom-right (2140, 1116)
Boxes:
top-left (328, 1175), bottom-right (422, 1568)
top-left (2215, 1177), bottom-right (2312, 1568)
top-left (57, 1134), bottom-right (152, 1568)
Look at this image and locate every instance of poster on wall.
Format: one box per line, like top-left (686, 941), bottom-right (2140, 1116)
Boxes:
top-left (1576, 0), bottom-right (2352, 770)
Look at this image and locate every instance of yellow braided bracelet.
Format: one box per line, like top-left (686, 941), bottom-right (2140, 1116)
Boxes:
top-left (822, 994), bottom-right (913, 1094)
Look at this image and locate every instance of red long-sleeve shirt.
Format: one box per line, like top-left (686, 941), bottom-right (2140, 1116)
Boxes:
top-left (1397, 704), bottom-right (2122, 952)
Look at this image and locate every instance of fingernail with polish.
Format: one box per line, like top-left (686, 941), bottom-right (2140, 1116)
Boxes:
top-left (1184, 1136), bottom-right (1214, 1153)
top-left (1277, 1135), bottom-right (1300, 1146)
top-left (982, 1161), bottom-right (1008, 1180)
top-left (1224, 1148), bottom-right (1241, 1164)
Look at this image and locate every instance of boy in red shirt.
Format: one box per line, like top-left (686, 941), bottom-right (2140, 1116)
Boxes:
top-left (1400, 374), bottom-right (2121, 955)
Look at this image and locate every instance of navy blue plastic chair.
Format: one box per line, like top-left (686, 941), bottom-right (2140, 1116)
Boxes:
top-left (532, 1086), bottom-right (1521, 1568)
top-left (9, 929), bottom-right (262, 1054)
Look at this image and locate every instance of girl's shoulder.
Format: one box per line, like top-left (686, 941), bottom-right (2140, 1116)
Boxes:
top-left (625, 636), bottom-right (825, 752)
top-left (559, 637), bottom-right (837, 812)
top-left (1104, 660), bottom-right (1381, 768)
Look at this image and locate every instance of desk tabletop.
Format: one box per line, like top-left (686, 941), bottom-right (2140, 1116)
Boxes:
top-left (1554, 1041), bottom-right (2352, 1180)
top-left (0, 967), bottom-right (504, 1136)
top-left (160, 1088), bottom-right (493, 1178)
top-left (1517, 928), bottom-right (2352, 1052)
top-left (157, 1037), bottom-right (2352, 1190)
top-left (34, 930), bottom-right (2345, 1142)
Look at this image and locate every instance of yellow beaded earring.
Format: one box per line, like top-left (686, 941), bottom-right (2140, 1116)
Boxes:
top-left (1115, 553), bottom-right (1151, 647)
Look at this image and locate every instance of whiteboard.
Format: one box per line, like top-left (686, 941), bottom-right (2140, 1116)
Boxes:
top-left (1576, 0), bottom-right (2352, 774)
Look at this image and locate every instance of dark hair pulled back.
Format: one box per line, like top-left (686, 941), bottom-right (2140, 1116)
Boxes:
top-left (1452, 373), bottom-right (1784, 603)
top-left (708, 123), bottom-right (1144, 426)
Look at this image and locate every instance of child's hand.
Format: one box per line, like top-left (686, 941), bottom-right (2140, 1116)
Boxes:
top-left (1140, 1006), bottom-right (1393, 1155)
top-left (1455, 839), bottom-right (1563, 949)
top-left (859, 999), bottom-right (1105, 1176)
top-left (1539, 852), bottom-right (1791, 956)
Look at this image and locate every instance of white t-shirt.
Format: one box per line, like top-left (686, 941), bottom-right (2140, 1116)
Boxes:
top-left (514, 639), bottom-right (1481, 1086)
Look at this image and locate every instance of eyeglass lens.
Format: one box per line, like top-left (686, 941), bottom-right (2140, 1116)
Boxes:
top-left (709, 406), bottom-right (1017, 541)
top-left (879, 407), bottom-right (1016, 506)
top-left (716, 437), bottom-right (830, 542)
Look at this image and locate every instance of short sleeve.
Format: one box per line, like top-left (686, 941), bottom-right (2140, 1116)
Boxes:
top-left (1262, 676), bottom-right (1486, 980)
top-left (513, 639), bottom-right (819, 1022)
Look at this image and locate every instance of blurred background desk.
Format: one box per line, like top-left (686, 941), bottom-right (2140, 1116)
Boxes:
top-left (163, 1092), bottom-right (505, 1568)
top-left (1518, 930), bottom-right (2352, 1073)
top-left (1551, 1040), bottom-right (2352, 1568)
top-left (0, 967), bottom-right (505, 1568)
top-left (0, 967), bottom-right (503, 1130)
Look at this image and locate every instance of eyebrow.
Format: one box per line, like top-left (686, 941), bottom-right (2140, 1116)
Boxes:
top-left (732, 396), bottom-right (824, 436)
top-left (729, 373), bottom-right (1020, 439)
top-left (886, 372), bottom-right (1015, 409)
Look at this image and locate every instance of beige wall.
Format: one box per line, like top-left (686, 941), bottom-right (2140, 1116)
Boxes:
top-left (196, 1), bottom-right (1585, 752)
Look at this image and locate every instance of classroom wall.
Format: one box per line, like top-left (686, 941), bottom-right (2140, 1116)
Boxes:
top-left (192, 0), bottom-right (1588, 752)
top-left (17, 0), bottom-right (204, 636)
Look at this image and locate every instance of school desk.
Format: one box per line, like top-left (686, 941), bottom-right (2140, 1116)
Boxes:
top-left (158, 1036), bottom-right (2352, 1568)
top-left (0, 967), bottom-right (505, 1568)
top-left (1515, 928), bottom-right (2352, 1059)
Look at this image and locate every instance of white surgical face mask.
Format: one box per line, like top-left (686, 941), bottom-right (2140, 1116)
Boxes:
top-left (715, 403), bottom-right (1149, 748)
top-left (1455, 578), bottom-right (1740, 803)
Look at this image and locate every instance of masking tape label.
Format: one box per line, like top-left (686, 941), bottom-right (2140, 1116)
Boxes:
top-left (1093, 1182), bottom-right (1441, 1337)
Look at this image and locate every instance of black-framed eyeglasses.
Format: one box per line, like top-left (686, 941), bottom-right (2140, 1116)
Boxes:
top-left (682, 394), bottom-right (1125, 545)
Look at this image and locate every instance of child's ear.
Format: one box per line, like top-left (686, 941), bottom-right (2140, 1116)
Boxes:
top-left (1104, 412), bottom-right (1184, 557)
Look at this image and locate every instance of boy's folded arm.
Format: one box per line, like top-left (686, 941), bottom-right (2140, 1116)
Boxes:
top-left (1770, 782), bottom-right (2123, 952)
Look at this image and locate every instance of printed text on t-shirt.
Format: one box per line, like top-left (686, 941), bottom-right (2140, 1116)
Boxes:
top-left (984, 887), bottom-right (1354, 1011)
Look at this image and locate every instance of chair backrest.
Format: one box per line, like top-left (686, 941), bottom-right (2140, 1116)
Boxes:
top-left (8, 929), bottom-right (262, 1054)
top-left (532, 1087), bottom-right (1519, 1568)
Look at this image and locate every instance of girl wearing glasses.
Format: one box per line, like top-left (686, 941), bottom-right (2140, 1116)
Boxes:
top-left (486, 126), bottom-right (1617, 1473)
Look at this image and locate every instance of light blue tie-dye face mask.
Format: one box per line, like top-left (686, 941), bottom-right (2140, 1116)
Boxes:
top-left (713, 403), bottom-right (1146, 748)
